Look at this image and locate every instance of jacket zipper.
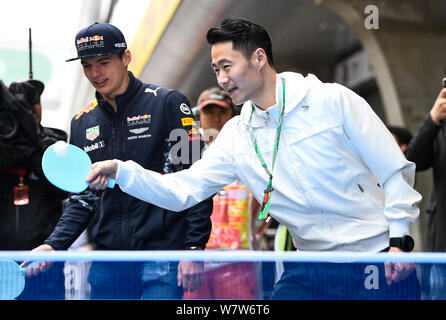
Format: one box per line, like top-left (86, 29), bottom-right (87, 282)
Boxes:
top-left (121, 119), bottom-right (126, 160)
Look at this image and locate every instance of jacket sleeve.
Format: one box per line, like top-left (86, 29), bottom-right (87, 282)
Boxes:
top-left (115, 121), bottom-right (238, 211)
top-left (43, 120), bottom-right (99, 250)
top-left (44, 189), bottom-right (99, 250)
top-left (163, 90), bottom-right (213, 248)
top-left (114, 96), bottom-right (238, 208)
top-left (406, 114), bottom-right (442, 171)
top-left (333, 83), bottom-right (421, 238)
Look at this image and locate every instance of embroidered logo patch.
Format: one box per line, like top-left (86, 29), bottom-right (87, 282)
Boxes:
top-left (86, 125), bottom-right (100, 141)
top-left (129, 127), bottom-right (149, 135)
top-left (127, 114), bottom-right (151, 126)
top-left (181, 117), bottom-right (195, 126)
top-left (84, 140), bottom-right (105, 153)
top-left (180, 103), bottom-right (191, 115)
top-left (145, 87), bottom-right (161, 96)
top-left (75, 99), bottom-right (98, 120)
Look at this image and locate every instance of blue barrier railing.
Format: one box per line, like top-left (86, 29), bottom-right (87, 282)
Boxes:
top-left (1, 251), bottom-right (445, 300)
top-left (2, 250), bottom-right (446, 262)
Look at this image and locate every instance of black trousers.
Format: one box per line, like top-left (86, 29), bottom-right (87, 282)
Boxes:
top-left (270, 260), bottom-right (421, 300)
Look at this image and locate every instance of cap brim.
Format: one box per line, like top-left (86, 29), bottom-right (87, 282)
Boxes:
top-left (65, 56), bottom-right (81, 62)
top-left (200, 100), bottom-right (230, 109)
top-left (65, 52), bottom-right (115, 62)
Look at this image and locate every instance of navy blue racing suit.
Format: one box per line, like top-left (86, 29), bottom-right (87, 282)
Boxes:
top-left (44, 72), bottom-right (212, 298)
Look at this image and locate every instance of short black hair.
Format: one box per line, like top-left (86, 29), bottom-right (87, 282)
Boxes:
top-left (206, 17), bottom-right (274, 66)
top-left (387, 125), bottom-right (413, 145)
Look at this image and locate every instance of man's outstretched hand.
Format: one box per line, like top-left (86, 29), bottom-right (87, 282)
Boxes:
top-left (86, 160), bottom-right (118, 190)
top-left (20, 244), bottom-right (55, 277)
top-left (384, 247), bottom-right (416, 285)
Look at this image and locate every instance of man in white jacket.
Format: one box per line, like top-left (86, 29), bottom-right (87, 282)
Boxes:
top-left (87, 18), bottom-right (421, 299)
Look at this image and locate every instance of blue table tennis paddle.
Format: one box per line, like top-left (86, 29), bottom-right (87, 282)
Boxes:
top-left (0, 260), bottom-right (37, 300)
top-left (42, 141), bottom-right (115, 193)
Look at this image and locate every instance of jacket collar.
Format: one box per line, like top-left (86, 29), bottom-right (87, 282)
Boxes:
top-left (96, 71), bottom-right (142, 114)
top-left (240, 72), bottom-right (314, 128)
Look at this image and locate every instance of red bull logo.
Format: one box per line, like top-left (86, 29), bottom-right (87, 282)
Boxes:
top-left (188, 128), bottom-right (199, 135)
top-left (127, 114), bottom-right (151, 122)
top-left (126, 114), bottom-right (151, 126)
top-left (89, 35), bottom-right (104, 41)
top-left (188, 135), bottom-right (201, 141)
top-left (76, 37), bottom-right (89, 45)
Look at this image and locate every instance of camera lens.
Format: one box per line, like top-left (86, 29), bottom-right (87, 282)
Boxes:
top-left (0, 111), bottom-right (18, 139)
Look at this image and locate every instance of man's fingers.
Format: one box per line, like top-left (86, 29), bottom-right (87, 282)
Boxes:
top-left (391, 263), bottom-right (402, 283)
top-left (177, 267), bottom-right (182, 287)
top-left (87, 161), bottom-right (118, 187)
top-left (194, 274), bottom-right (204, 292)
top-left (189, 275), bottom-right (197, 292)
top-left (25, 263), bottom-right (35, 278)
top-left (384, 262), bottom-right (393, 286)
top-left (30, 262), bottom-right (41, 277)
top-left (177, 261), bottom-right (204, 292)
top-left (392, 263), bottom-right (415, 283)
top-left (385, 262), bottom-right (415, 285)
top-left (86, 162), bottom-right (108, 182)
top-left (19, 260), bottom-right (30, 268)
top-left (40, 261), bottom-right (51, 272)
top-left (88, 174), bottom-right (108, 190)
top-left (437, 99), bottom-right (446, 112)
top-left (97, 174), bottom-right (108, 189)
top-left (182, 276), bottom-right (189, 292)
top-left (186, 273), bottom-right (204, 292)
top-left (86, 165), bottom-right (100, 182)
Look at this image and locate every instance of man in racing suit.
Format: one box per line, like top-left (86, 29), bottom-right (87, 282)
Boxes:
top-left (25, 22), bottom-right (212, 299)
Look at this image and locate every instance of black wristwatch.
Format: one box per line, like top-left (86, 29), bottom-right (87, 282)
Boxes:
top-left (389, 235), bottom-right (415, 252)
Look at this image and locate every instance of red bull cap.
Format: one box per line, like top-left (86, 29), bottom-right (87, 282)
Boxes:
top-left (66, 22), bottom-right (127, 62)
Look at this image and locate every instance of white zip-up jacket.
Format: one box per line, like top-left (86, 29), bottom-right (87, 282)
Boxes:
top-left (115, 72), bottom-right (421, 252)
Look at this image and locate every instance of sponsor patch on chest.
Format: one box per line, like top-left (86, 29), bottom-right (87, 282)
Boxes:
top-left (127, 114), bottom-right (151, 126)
top-left (129, 127), bottom-right (149, 135)
top-left (86, 125), bottom-right (100, 141)
top-left (128, 126), bottom-right (151, 141)
top-left (84, 140), bottom-right (105, 153)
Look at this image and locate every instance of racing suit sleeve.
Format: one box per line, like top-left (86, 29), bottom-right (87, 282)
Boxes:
top-left (163, 90), bottom-right (213, 249)
top-left (43, 123), bottom-right (99, 250)
top-left (406, 114), bottom-right (442, 171)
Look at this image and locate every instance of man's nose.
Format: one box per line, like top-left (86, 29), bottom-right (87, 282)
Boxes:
top-left (91, 65), bottom-right (101, 78)
top-left (217, 73), bottom-right (229, 88)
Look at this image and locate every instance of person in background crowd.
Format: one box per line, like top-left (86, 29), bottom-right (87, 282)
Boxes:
top-left (0, 79), bottom-right (67, 299)
top-left (406, 87), bottom-right (446, 252)
top-left (184, 87), bottom-right (260, 299)
top-left (406, 87), bottom-right (446, 299)
top-left (387, 125), bottom-right (413, 155)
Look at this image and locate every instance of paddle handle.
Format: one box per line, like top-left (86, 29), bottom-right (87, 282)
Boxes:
top-left (107, 178), bottom-right (115, 189)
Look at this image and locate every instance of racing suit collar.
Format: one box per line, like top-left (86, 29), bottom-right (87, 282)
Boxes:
top-left (95, 71), bottom-right (142, 114)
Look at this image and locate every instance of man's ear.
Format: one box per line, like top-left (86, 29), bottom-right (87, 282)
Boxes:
top-left (123, 49), bottom-right (132, 66)
top-left (401, 143), bottom-right (408, 154)
top-left (252, 48), bottom-right (267, 69)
